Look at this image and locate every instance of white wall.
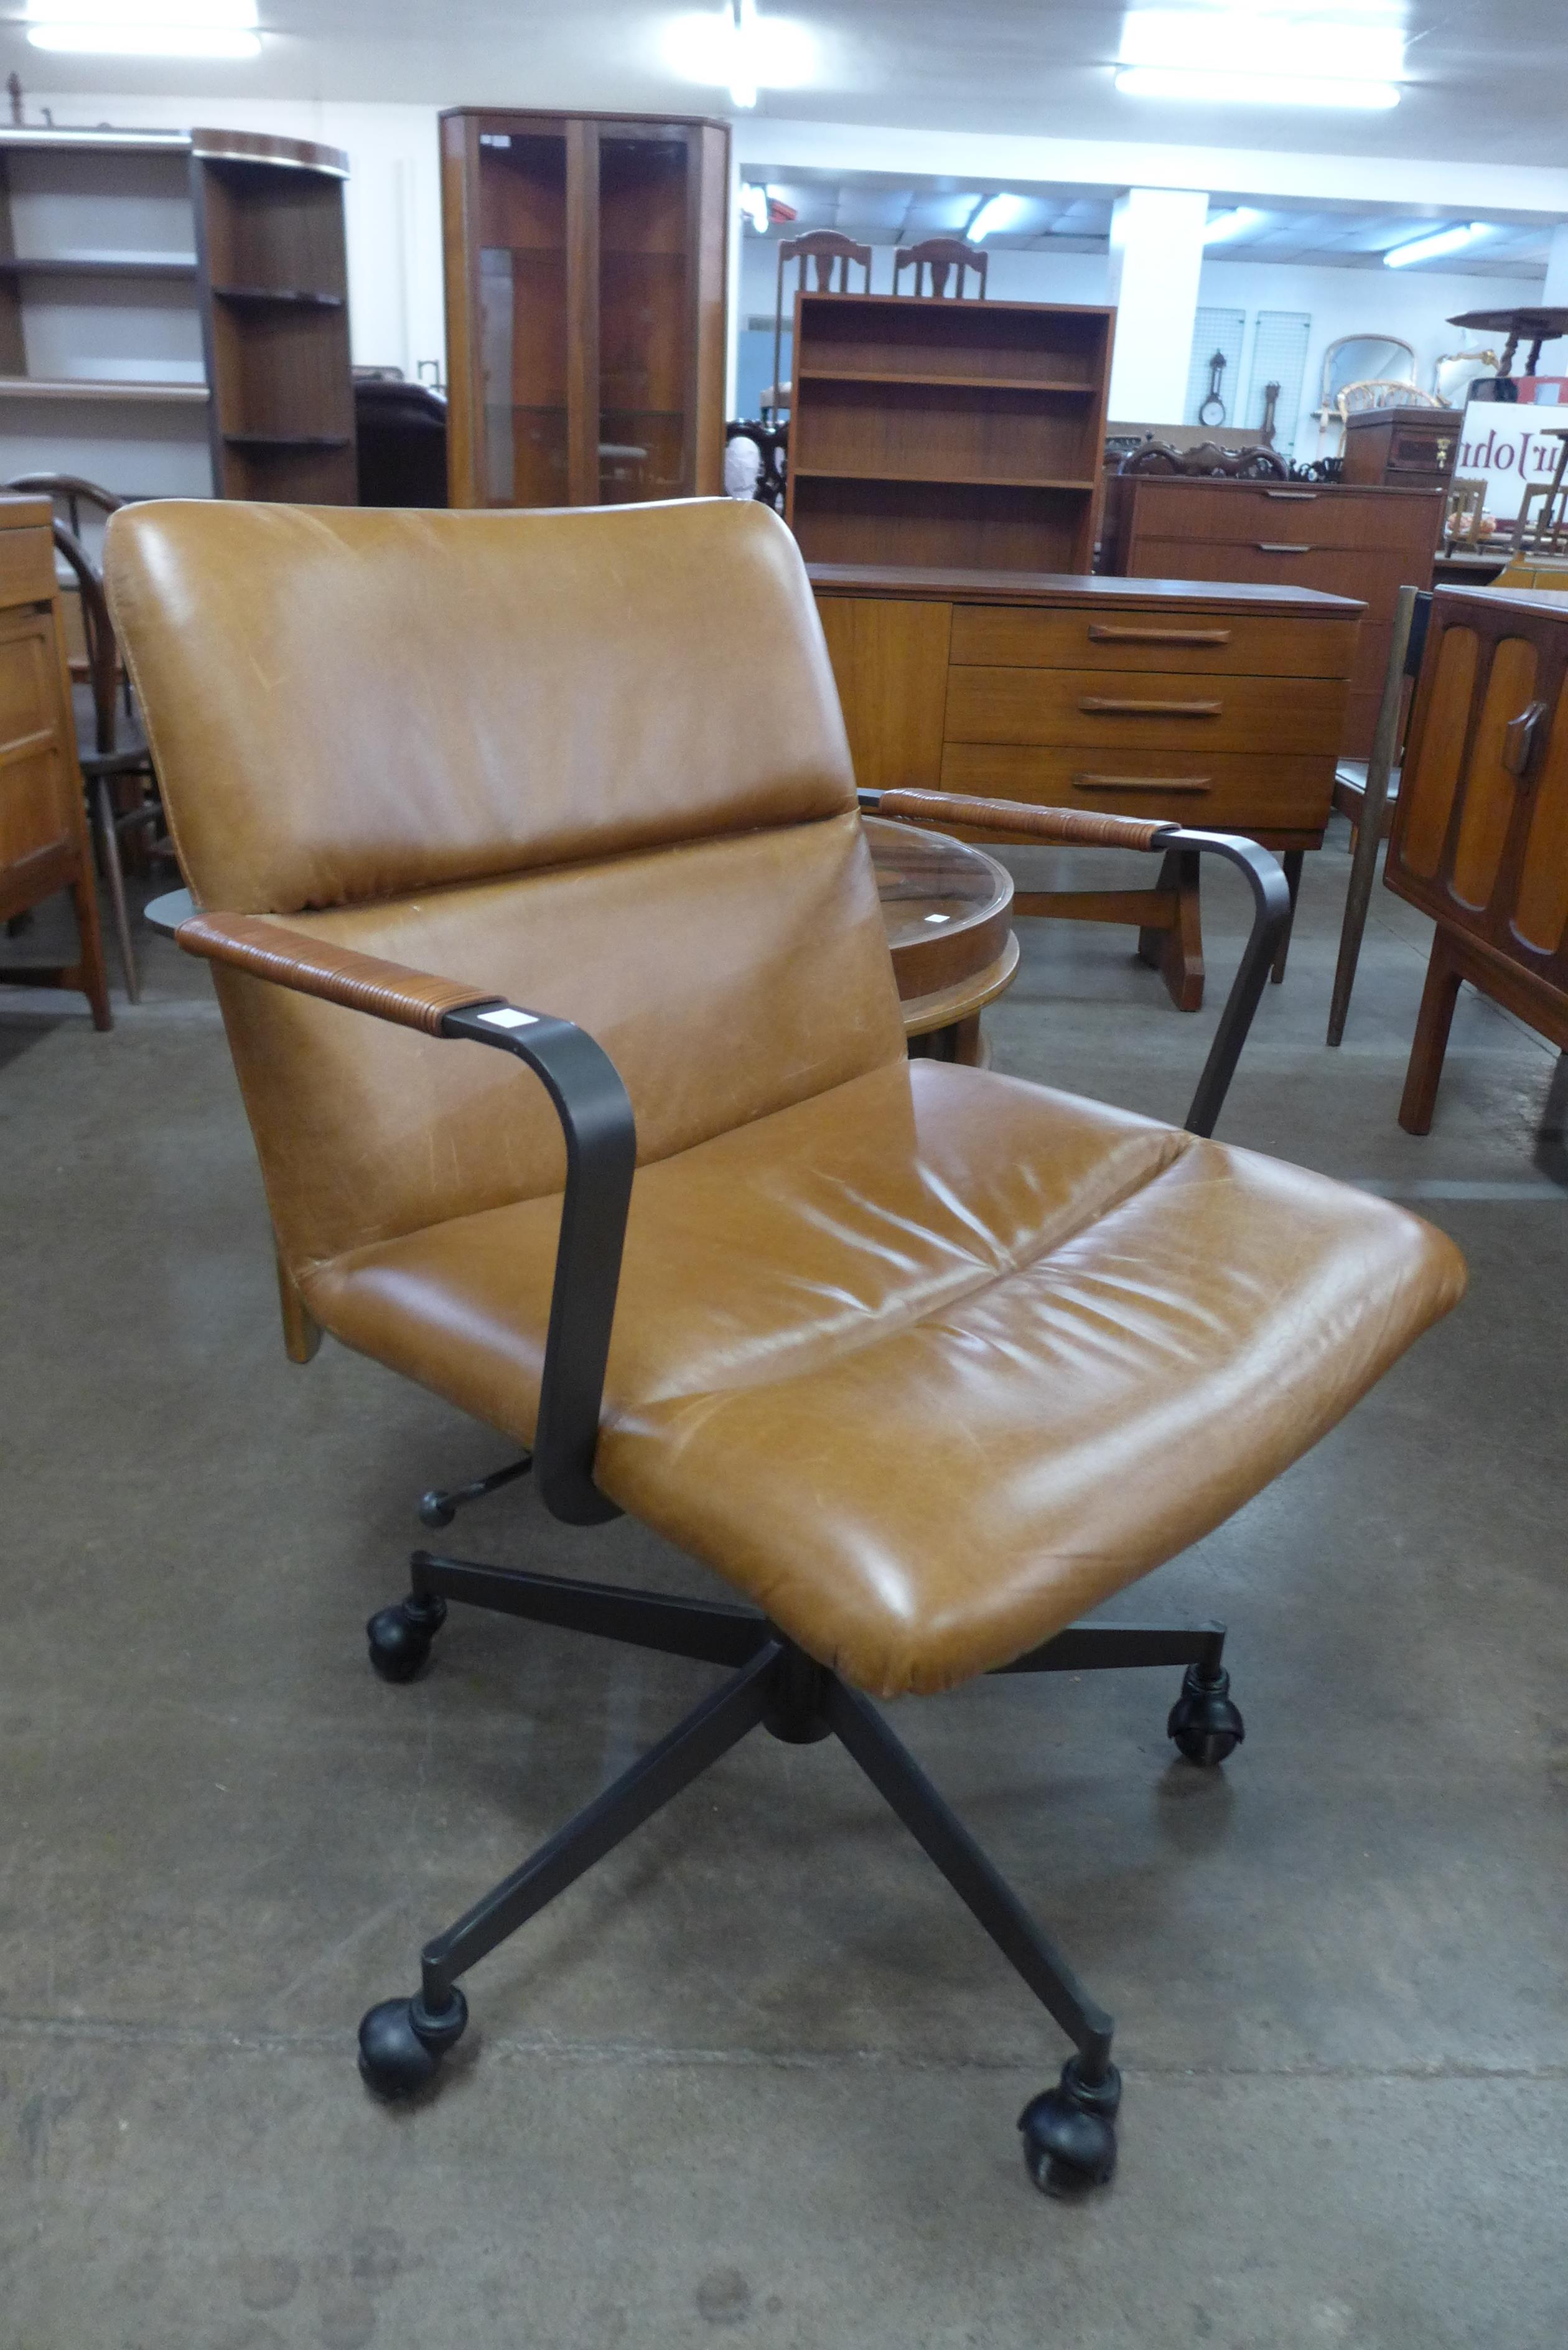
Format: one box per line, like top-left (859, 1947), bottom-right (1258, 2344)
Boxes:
top-left (1196, 255), bottom-right (1546, 461)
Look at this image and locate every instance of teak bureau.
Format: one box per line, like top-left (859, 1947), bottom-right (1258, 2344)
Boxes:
top-left (811, 564), bottom-right (1362, 1009)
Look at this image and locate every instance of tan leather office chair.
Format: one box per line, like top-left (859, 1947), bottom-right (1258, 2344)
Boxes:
top-left (107, 497), bottom-right (1464, 2198)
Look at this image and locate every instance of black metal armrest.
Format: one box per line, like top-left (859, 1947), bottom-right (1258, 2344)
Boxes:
top-left (857, 791), bottom-right (1292, 1138)
top-left (149, 891), bottom-right (637, 1527)
top-left (441, 1002), bottom-right (635, 1527)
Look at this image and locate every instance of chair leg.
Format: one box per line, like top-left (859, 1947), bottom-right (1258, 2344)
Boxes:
top-left (823, 1677), bottom-right (1121, 2193)
top-left (1399, 929), bottom-right (1465, 1135)
top-left (1271, 850), bottom-right (1304, 985)
top-left (365, 1550), bottom-right (770, 1678)
top-left (357, 1641), bottom-right (781, 2099)
top-left (90, 775), bottom-right (139, 1003)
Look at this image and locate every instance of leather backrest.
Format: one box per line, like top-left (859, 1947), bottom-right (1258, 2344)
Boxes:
top-left (107, 498), bottom-right (905, 1270)
top-left (107, 497), bottom-right (857, 914)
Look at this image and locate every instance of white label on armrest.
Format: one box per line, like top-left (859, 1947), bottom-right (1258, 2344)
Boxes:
top-left (477, 1006), bottom-right (539, 1029)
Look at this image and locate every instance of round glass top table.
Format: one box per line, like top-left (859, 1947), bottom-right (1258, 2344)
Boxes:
top-left (864, 815), bottom-right (1019, 1065)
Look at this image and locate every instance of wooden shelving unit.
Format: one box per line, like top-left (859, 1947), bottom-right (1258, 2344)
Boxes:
top-left (441, 108), bottom-right (730, 509)
top-left (0, 125), bottom-right (355, 514)
top-left (192, 129), bottom-right (355, 503)
top-left (784, 294), bottom-right (1114, 572)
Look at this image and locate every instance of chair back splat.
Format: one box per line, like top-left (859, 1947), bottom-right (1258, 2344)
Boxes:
top-left (106, 499), bottom-right (906, 1276)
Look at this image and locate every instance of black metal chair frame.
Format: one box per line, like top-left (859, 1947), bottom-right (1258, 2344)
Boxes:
top-left (146, 834), bottom-right (1286, 2194)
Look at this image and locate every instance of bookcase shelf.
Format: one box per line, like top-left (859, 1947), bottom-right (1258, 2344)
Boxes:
top-left (785, 294), bottom-right (1114, 573)
top-left (0, 125), bottom-right (355, 504)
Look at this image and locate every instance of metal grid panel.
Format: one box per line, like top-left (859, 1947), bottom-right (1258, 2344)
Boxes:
top-left (1185, 308), bottom-right (1246, 429)
top-left (1246, 311), bottom-right (1312, 450)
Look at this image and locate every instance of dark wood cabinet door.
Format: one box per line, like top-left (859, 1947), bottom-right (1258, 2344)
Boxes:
top-left (1389, 591), bottom-right (1568, 993)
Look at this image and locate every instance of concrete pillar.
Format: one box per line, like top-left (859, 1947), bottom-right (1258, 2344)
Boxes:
top-left (1542, 223), bottom-right (1568, 309)
top-left (1105, 187), bottom-right (1209, 423)
top-left (725, 149), bottom-right (744, 415)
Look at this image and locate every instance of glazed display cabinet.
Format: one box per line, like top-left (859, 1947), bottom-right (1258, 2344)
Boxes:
top-left (440, 109), bottom-right (729, 510)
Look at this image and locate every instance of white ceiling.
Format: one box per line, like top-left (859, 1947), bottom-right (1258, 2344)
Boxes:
top-left (750, 169), bottom-right (1556, 277)
top-left (4, 1), bottom-right (1567, 174)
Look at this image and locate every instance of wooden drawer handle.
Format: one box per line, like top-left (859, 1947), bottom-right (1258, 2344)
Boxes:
top-left (1078, 696), bottom-right (1223, 718)
top-left (1071, 773), bottom-right (1213, 793)
top-left (1086, 624), bottom-right (1232, 647)
top-left (1258, 542), bottom-right (1312, 554)
top-left (1265, 489), bottom-right (1317, 500)
top-left (1503, 700), bottom-right (1549, 777)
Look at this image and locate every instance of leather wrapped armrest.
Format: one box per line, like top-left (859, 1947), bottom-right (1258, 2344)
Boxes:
top-left (872, 788), bottom-right (1168, 854)
top-left (175, 911), bottom-right (498, 1033)
top-left (177, 910), bottom-right (637, 1528)
top-left (858, 789), bottom-right (1292, 1140)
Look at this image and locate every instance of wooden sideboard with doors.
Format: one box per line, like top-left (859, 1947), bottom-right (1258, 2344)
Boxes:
top-left (1386, 583), bottom-right (1568, 1131)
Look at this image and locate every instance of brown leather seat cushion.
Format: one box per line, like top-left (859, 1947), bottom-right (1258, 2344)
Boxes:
top-left (306, 1059), bottom-right (1464, 1697)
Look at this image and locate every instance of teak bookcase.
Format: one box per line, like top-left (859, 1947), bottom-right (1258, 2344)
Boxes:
top-left (0, 126), bottom-right (354, 512)
top-left (192, 130), bottom-right (355, 503)
top-left (440, 108), bottom-right (730, 509)
top-left (784, 294), bottom-right (1114, 571)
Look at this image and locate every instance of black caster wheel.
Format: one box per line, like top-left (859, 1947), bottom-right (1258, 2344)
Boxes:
top-left (357, 1987), bottom-right (469, 2100)
top-left (366, 1594), bottom-right (447, 1683)
top-left (1167, 1663), bottom-right (1245, 1766)
top-left (417, 1489), bottom-right (455, 1529)
top-left (1019, 2057), bottom-right (1121, 2196)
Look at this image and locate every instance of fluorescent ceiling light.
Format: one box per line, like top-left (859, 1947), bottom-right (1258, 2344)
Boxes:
top-left (1384, 222), bottom-right (1490, 268)
top-left (1205, 205), bottom-right (1267, 244)
top-left (1118, 8), bottom-right (1402, 108)
top-left (663, 5), bottom-right (816, 107)
top-left (967, 194), bottom-right (1031, 243)
top-left (27, 0), bottom-right (259, 57)
top-left (1116, 65), bottom-right (1399, 107)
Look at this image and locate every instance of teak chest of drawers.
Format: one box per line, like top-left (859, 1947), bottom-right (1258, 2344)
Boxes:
top-left (1387, 584), bottom-right (1568, 1131)
top-left (1101, 475), bottom-right (1443, 758)
top-left (811, 563), bottom-right (1361, 1009)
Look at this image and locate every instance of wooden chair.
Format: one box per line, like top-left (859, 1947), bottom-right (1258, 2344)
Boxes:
top-left (47, 520), bottom-right (161, 1001)
top-left (1326, 584), bottom-right (1432, 1046)
top-left (771, 232), bottom-right (871, 421)
top-left (893, 237), bottom-right (987, 299)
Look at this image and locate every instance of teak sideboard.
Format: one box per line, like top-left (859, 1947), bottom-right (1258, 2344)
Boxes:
top-left (811, 564), bottom-right (1361, 1009)
top-left (1101, 474), bottom-right (1444, 757)
top-left (1386, 583), bottom-right (1568, 1131)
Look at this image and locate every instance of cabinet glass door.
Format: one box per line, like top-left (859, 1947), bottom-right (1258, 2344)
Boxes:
top-left (597, 131), bottom-right (691, 504)
top-left (476, 129), bottom-right (568, 506)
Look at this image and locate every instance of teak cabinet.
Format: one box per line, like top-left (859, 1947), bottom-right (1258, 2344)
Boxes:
top-left (785, 294), bottom-right (1114, 572)
top-left (1102, 474), bottom-right (1444, 756)
top-left (1386, 585), bottom-right (1568, 1131)
top-left (0, 125), bottom-right (353, 511)
top-left (0, 493), bottom-right (109, 1027)
top-left (811, 563), bottom-right (1361, 1009)
top-left (440, 108), bottom-right (730, 509)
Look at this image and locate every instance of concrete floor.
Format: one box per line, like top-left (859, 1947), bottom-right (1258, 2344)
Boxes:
top-left (2, 835), bottom-right (1566, 2349)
